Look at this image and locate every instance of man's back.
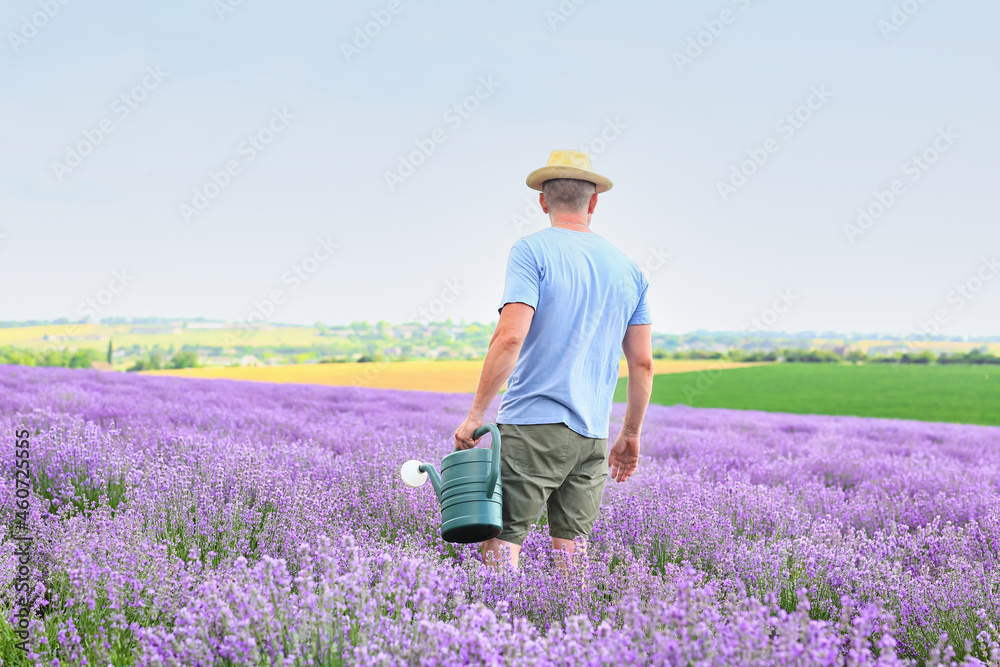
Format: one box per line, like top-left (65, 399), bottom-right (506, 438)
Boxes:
top-left (496, 226), bottom-right (651, 439)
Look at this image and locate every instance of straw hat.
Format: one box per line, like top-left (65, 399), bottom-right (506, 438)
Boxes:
top-left (525, 150), bottom-right (613, 193)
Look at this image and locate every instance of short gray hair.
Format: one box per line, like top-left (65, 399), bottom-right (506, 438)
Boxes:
top-left (542, 178), bottom-right (596, 213)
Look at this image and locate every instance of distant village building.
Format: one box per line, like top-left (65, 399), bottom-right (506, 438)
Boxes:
top-left (395, 325), bottom-right (419, 339)
top-left (239, 355), bottom-right (265, 367)
top-left (89, 361), bottom-right (114, 371)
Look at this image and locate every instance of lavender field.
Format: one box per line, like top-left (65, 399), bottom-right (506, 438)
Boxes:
top-left (1, 365), bottom-right (999, 666)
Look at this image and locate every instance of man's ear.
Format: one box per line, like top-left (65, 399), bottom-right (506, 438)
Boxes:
top-left (539, 192), bottom-right (549, 214)
top-left (588, 192), bottom-right (598, 214)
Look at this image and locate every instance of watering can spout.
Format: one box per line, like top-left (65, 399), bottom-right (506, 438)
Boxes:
top-left (418, 463), bottom-right (444, 499)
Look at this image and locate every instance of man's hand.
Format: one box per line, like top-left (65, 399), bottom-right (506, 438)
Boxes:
top-left (608, 431), bottom-right (640, 482)
top-left (454, 415), bottom-right (484, 450)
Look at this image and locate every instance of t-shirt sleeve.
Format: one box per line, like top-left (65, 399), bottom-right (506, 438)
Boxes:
top-left (627, 274), bottom-right (652, 326)
top-left (498, 239), bottom-right (540, 315)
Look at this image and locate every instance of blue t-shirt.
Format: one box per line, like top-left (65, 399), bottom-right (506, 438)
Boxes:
top-left (496, 227), bottom-right (651, 439)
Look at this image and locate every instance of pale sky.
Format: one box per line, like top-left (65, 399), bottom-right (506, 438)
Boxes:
top-left (1, 0), bottom-right (998, 337)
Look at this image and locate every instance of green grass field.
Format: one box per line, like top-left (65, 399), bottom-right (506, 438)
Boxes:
top-left (614, 363), bottom-right (1000, 426)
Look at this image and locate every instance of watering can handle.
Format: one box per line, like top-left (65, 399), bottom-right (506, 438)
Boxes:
top-left (473, 423), bottom-right (501, 499)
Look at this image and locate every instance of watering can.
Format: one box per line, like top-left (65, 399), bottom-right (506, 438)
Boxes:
top-left (400, 423), bottom-right (502, 544)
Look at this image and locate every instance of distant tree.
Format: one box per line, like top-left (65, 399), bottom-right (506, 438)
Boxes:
top-left (670, 349), bottom-right (723, 360)
top-left (968, 348), bottom-right (1000, 364)
top-left (127, 350), bottom-right (164, 372)
top-left (899, 351), bottom-right (935, 364)
top-left (868, 354), bottom-right (900, 364)
top-left (740, 350), bottom-right (778, 362)
top-left (107, 338), bottom-right (113, 364)
top-left (148, 351), bottom-right (163, 370)
top-left (168, 350), bottom-right (199, 369)
top-left (941, 348), bottom-right (1000, 365)
top-left (50, 349), bottom-right (67, 365)
top-left (777, 348), bottom-right (840, 363)
top-left (68, 349), bottom-right (100, 369)
top-left (0, 346), bottom-right (37, 366)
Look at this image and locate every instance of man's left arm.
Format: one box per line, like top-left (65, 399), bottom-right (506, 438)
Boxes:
top-left (454, 302), bottom-right (534, 449)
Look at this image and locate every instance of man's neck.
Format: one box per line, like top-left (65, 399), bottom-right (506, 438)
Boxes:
top-left (550, 214), bottom-right (593, 233)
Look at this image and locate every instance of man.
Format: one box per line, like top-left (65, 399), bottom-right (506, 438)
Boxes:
top-left (454, 149), bottom-right (655, 569)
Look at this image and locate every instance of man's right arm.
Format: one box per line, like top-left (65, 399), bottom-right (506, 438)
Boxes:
top-left (608, 324), bottom-right (654, 483)
top-left (621, 323), bottom-right (654, 435)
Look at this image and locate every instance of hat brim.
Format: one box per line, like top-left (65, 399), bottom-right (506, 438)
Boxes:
top-left (526, 165), bottom-right (613, 193)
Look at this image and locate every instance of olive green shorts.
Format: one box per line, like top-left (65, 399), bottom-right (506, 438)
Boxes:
top-left (496, 422), bottom-right (609, 546)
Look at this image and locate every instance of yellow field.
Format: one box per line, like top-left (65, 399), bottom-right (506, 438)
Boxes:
top-left (847, 339), bottom-right (1000, 354)
top-left (0, 324), bottom-right (105, 346)
top-left (0, 324), bottom-right (325, 351)
top-left (143, 359), bottom-right (770, 393)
